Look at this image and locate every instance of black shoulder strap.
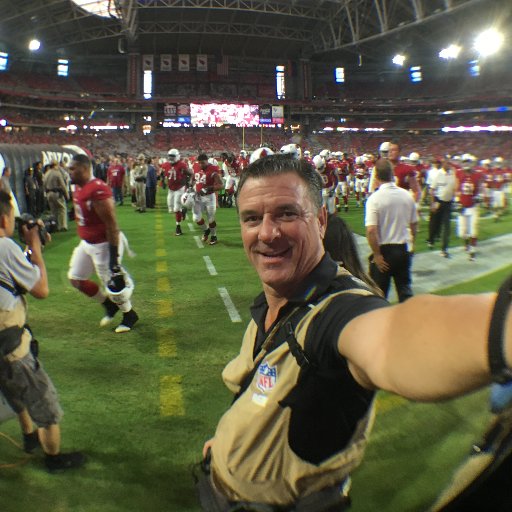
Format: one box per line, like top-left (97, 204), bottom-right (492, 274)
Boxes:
top-left (233, 274), bottom-right (374, 401)
top-left (0, 279), bottom-right (22, 297)
top-left (488, 275), bottom-right (512, 383)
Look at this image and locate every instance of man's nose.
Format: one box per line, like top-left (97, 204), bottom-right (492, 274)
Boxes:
top-left (258, 215), bottom-right (280, 242)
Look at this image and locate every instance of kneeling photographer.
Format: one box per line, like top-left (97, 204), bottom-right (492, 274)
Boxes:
top-left (0, 191), bottom-right (84, 472)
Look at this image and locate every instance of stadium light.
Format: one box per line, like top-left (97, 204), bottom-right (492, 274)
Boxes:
top-left (0, 52), bottom-right (8, 71)
top-left (474, 29), bottom-right (503, 57)
top-left (439, 44), bottom-right (461, 60)
top-left (409, 66), bottom-right (422, 83)
top-left (71, 0), bottom-right (118, 18)
top-left (28, 39), bottom-right (41, 51)
top-left (392, 54), bottom-right (406, 66)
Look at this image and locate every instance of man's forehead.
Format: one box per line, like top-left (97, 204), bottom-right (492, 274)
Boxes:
top-left (239, 176), bottom-right (309, 206)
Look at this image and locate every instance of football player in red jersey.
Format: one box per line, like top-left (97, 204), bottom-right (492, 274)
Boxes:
top-left (238, 150), bottom-right (249, 171)
top-left (303, 150), bottom-right (312, 164)
top-left (354, 156), bottom-right (368, 207)
top-left (313, 155), bottom-right (338, 214)
top-left (161, 148), bottom-right (191, 236)
top-left (489, 158), bottom-right (507, 221)
top-left (455, 154), bottom-right (485, 261)
top-left (388, 141), bottom-right (422, 203)
top-left (334, 156), bottom-right (351, 212)
top-left (67, 154), bottom-right (138, 333)
top-left (223, 153), bottom-right (242, 208)
top-left (192, 154), bottom-right (224, 245)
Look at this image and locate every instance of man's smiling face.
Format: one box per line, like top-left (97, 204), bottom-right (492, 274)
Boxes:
top-left (238, 171), bottom-right (326, 298)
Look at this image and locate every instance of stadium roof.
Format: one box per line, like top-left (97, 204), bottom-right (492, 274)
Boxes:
top-left (0, 0), bottom-right (510, 65)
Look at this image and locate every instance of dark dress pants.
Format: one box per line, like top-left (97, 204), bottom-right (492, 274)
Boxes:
top-left (369, 244), bottom-right (413, 303)
top-left (428, 200), bottom-right (452, 251)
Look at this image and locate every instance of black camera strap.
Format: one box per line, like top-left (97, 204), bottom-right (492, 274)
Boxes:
top-left (0, 279), bottom-right (23, 297)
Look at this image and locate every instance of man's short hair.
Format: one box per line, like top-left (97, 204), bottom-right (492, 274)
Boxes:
top-left (197, 153), bottom-right (208, 162)
top-left (236, 154), bottom-right (323, 211)
top-left (388, 140), bottom-right (401, 151)
top-left (72, 153), bottom-right (92, 167)
top-left (375, 158), bottom-right (394, 182)
top-left (0, 190), bottom-right (13, 217)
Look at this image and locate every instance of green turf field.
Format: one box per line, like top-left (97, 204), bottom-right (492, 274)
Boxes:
top-left (1, 191), bottom-right (511, 512)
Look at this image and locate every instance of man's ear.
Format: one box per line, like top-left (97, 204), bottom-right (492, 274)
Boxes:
top-left (318, 205), bottom-right (328, 239)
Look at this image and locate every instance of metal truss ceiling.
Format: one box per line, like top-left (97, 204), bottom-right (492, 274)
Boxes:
top-left (0, 0), bottom-right (506, 62)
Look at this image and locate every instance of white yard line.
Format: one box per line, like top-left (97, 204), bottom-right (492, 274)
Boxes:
top-left (218, 287), bottom-right (242, 323)
top-left (194, 235), bottom-right (204, 249)
top-left (203, 256), bottom-right (218, 276)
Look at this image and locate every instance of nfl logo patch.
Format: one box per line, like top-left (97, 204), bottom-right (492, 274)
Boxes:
top-left (256, 363), bottom-right (277, 393)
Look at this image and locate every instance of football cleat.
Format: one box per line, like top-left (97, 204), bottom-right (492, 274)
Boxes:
top-left (201, 228), bottom-right (211, 243)
top-left (100, 298), bottom-right (119, 327)
top-left (175, 225), bottom-right (183, 236)
top-left (115, 309), bottom-right (139, 333)
top-left (209, 236), bottom-right (218, 245)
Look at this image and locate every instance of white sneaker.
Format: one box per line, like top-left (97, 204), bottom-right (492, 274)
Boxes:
top-left (100, 315), bottom-right (115, 327)
top-left (115, 324), bottom-right (132, 333)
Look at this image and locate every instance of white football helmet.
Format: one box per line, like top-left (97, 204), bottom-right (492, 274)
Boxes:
top-left (494, 156), bottom-right (504, 164)
top-left (240, 150), bottom-right (248, 158)
top-left (319, 149), bottom-right (331, 160)
top-left (107, 269), bottom-right (134, 306)
top-left (312, 155), bottom-right (325, 171)
top-left (379, 142), bottom-right (390, 157)
top-left (280, 143), bottom-right (302, 159)
top-left (249, 147), bottom-right (274, 164)
top-left (303, 150), bottom-right (311, 157)
top-left (208, 157), bottom-right (219, 167)
top-left (137, 153), bottom-right (146, 162)
top-left (355, 155), bottom-right (365, 165)
top-left (409, 152), bottom-right (420, 163)
top-left (181, 190), bottom-right (196, 209)
top-left (167, 148), bottom-right (180, 163)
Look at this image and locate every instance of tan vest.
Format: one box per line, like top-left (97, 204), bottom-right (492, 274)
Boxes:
top-left (211, 280), bottom-right (376, 506)
top-left (0, 298), bottom-right (31, 360)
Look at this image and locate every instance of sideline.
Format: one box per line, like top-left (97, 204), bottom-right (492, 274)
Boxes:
top-left (354, 233), bottom-right (512, 301)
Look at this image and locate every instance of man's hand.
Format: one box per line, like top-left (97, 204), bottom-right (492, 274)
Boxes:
top-left (373, 253), bottom-right (390, 272)
top-left (202, 438), bottom-right (214, 459)
top-left (109, 244), bottom-right (120, 272)
top-left (22, 223), bottom-right (43, 251)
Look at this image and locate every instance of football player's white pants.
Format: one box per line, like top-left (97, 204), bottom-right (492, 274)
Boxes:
top-left (336, 181), bottom-right (349, 197)
top-left (322, 190), bottom-right (336, 214)
top-left (193, 193), bottom-right (217, 224)
top-left (167, 186), bottom-right (186, 213)
top-left (67, 238), bottom-right (132, 312)
top-left (492, 190), bottom-right (506, 209)
top-left (225, 176), bottom-right (240, 193)
top-left (457, 206), bottom-right (479, 239)
top-left (354, 178), bottom-right (365, 194)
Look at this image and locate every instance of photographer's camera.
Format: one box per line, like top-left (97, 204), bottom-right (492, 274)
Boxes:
top-left (16, 213), bottom-right (49, 247)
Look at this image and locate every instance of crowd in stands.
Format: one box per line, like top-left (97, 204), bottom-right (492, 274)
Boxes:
top-left (1, 128), bottom-right (511, 163)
